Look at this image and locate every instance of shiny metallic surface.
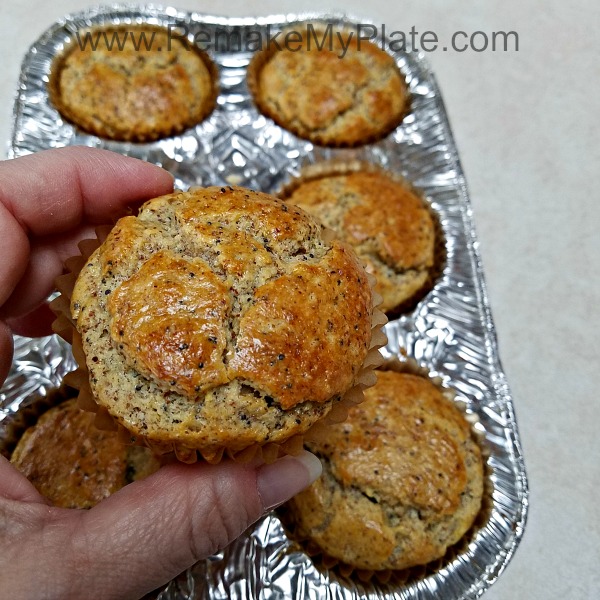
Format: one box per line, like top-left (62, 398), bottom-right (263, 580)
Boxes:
top-left (2, 6), bottom-right (528, 599)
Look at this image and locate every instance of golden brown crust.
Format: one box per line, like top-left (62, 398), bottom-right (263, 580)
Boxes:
top-left (49, 25), bottom-right (218, 142)
top-left (283, 170), bottom-right (436, 313)
top-left (70, 187), bottom-right (374, 455)
top-left (230, 246), bottom-right (372, 410)
top-left (109, 250), bottom-right (231, 397)
top-left (248, 26), bottom-right (410, 146)
top-left (10, 399), bottom-right (160, 509)
top-left (285, 371), bottom-right (484, 571)
top-left (327, 373), bottom-right (468, 512)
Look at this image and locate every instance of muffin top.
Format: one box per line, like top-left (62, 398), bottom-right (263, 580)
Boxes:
top-left (249, 27), bottom-right (409, 146)
top-left (71, 186), bottom-right (373, 456)
top-left (285, 370), bottom-right (484, 571)
top-left (49, 25), bottom-right (217, 142)
top-left (10, 399), bottom-right (159, 509)
top-left (284, 171), bottom-right (436, 314)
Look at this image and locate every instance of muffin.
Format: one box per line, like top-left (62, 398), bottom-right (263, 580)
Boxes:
top-left (49, 25), bottom-right (218, 142)
top-left (282, 168), bottom-right (438, 314)
top-left (284, 370), bottom-right (484, 573)
top-left (65, 186), bottom-right (382, 463)
top-left (10, 398), bottom-right (160, 509)
top-left (247, 25), bottom-right (410, 146)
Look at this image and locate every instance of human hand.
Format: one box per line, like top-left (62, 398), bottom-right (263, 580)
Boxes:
top-left (0, 147), bottom-right (321, 599)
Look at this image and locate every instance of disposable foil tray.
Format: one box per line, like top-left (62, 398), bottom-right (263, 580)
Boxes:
top-left (2, 5), bottom-right (528, 599)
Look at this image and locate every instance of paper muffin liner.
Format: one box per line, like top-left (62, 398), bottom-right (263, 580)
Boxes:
top-left (47, 23), bottom-right (219, 143)
top-left (278, 356), bottom-right (493, 585)
top-left (277, 160), bottom-right (447, 318)
top-left (246, 23), bottom-right (411, 148)
top-left (50, 220), bottom-right (387, 466)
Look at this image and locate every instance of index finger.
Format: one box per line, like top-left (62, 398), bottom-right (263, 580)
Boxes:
top-left (0, 147), bottom-right (174, 308)
top-left (0, 146), bottom-right (174, 236)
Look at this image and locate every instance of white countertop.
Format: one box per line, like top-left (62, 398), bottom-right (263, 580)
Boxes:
top-left (1, 1), bottom-right (599, 598)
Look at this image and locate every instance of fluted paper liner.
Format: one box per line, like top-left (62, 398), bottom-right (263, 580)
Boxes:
top-left (51, 222), bottom-right (387, 465)
top-left (279, 356), bottom-right (492, 585)
top-left (278, 160), bottom-right (447, 318)
top-left (246, 23), bottom-right (411, 148)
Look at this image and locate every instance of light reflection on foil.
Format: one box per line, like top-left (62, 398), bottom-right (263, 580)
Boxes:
top-left (3, 6), bottom-right (527, 599)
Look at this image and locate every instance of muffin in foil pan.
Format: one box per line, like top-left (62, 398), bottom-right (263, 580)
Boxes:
top-left (2, 5), bottom-right (528, 599)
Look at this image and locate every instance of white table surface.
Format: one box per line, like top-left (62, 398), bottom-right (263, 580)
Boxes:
top-left (1, 1), bottom-right (599, 598)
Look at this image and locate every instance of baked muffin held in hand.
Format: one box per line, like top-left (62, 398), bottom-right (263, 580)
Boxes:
top-left (68, 187), bottom-right (382, 463)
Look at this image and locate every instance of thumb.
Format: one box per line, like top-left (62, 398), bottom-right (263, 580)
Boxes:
top-left (68, 451), bottom-right (321, 599)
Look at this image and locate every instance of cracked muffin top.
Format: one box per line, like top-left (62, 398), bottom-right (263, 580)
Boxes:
top-left (70, 186), bottom-right (374, 457)
top-left (284, 370), bottom-right (484, 571)
top-left (283, 170), bottom-right (436, 314)
top-left (247, 26), bottom-right (410, 146)
top-left (10, 399), bottom-right (160, 509)
top-left (49, 25), bottom-right (217, 142)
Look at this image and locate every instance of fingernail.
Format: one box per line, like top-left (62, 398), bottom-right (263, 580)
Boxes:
top-left (256, 450), bottom-right (322, 512)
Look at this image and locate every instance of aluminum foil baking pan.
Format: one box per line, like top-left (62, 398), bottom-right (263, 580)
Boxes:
top-left (2, 5), bottom-right (528, 599)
